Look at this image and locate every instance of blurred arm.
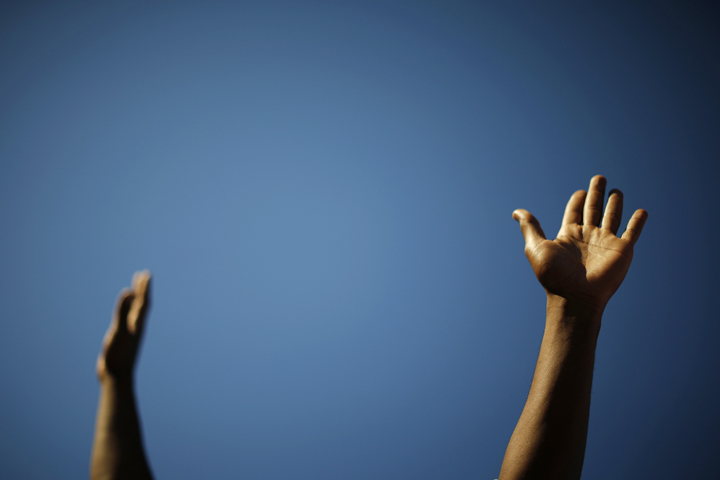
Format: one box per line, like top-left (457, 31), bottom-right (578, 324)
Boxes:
top-left (90, 271), bottom-right (154, 480)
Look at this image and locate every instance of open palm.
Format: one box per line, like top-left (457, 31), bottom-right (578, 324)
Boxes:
top-left (514, 176), bottom-right (647, 310)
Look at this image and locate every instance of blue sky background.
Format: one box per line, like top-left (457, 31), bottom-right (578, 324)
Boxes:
top-left (1, 1), bottom-right (719, 479)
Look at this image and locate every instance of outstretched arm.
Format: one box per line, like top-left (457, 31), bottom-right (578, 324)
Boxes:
top-left (90, 271), bottom-right (154, 480)
top-left (499, 176), bottom-right (647, 480)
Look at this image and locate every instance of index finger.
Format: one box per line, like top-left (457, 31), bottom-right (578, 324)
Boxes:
top-left (562, 190), bottom-right (587, 226)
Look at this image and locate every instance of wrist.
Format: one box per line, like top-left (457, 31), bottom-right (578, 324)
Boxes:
top-left (546, 293), bottom-right (605, 316)
top-left (99, 374), bottom-right (135, 394)
top-left (546, 294), bottom-right (604, 337)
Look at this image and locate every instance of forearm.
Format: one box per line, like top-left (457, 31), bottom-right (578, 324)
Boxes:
top-left (90, 378), bottom-right (153, 480)
top-left (499, 295), bottom-right (602, 480)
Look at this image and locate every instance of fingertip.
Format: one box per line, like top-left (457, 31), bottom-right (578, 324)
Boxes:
top-left (513, 209), bottom-right (533, 224)
top-left (591, 176), bottom-right (607, 197)
top-left (131, 270), bottom-right (152, 294)
top-left (117, 288), bottom-right (135, 303)
top-left (571, 189), bottom-right (588, 203)
top-left (132, 270), bottom-right (143, 286)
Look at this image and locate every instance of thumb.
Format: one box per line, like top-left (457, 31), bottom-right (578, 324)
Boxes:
top-left (512, 209), bottom-right (546, 248)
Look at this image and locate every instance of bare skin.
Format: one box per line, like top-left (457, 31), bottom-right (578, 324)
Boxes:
top-left (499, 175), bottom-right (648, 479)
top-left (90, 270), bottom-right (154, 480)
top-left (88, 176), bottom-right (646, 479)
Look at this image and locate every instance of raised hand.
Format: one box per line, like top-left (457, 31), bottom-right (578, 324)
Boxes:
top-left (91, 271), bottom-right (154, 480)
top-left (500, 176), bottom-right (648, 480)
top-left (96, 270), bottom-right (151, 382)
top-left (512, 175), bottom-right (647, 311)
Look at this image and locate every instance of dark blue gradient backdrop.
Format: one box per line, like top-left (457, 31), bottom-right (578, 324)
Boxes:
top-left (1, 2), bottom-right (718, 479)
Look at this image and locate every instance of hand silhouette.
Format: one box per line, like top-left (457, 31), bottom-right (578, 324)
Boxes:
top-left (96, 271), bottom-right (151, 382)
top-left (513, 175), bottom-right (647, 311)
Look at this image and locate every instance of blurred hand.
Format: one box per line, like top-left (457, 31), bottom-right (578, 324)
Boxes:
top-left (513, 175), bottom-right (647, 311)
top-left (97, 271), bottom-right (151, 382)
